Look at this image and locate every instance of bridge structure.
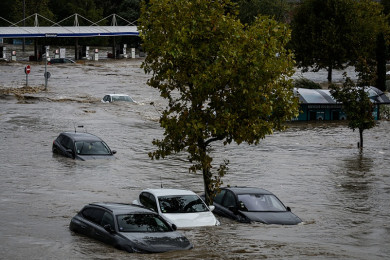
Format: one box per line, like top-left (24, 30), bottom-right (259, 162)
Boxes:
top-left (0, 13), bottom-right (139, 60)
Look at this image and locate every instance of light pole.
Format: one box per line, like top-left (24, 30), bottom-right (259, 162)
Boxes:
top-left (22, 0), bottom-right (25, 52)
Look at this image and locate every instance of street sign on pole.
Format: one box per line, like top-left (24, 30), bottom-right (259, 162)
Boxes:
top-left (25, 65), bottom-right (30, 74)
top-left (25, 65), bottom-right (30, 86)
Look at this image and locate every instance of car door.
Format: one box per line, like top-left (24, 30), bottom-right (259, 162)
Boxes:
top-left (82, 208), bottom-right (116, 245)
top-left (219, 190), bottom-right (239, 220)
top-left (139, 192), bottom-right (158, 212)
top-left (95, 211), bottom-right (117, 246)
top-left (59, 135), bottom-right (75, 158)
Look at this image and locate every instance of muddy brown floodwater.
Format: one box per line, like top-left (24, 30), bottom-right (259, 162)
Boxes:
top-left (0, 58), bottom-right (389, 260)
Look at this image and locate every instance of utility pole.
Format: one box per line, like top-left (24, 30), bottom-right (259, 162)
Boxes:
top-left (22, 0), bottom-right (25, 52)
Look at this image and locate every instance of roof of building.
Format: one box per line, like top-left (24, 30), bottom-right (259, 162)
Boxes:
top-left (294, 87), bottom-right (390, 105)
top-left (0, 26), bottom-right (138, 38)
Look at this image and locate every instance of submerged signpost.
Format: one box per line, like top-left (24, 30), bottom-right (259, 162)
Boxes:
top-left (44, 46), bottom-right (50, 90)
top-left (24, 65), bottom-right (30, 87)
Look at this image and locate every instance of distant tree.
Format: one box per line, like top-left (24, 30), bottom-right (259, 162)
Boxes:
top-left (290, 0), bottom-right (388, 83)
top-left (0, 0), bottom-right (14, 25)
top-left (376, 32), bottom-right (387, 92)
top-left (330, 70), bottom-right (376, 149)
top-left (381, 0), bottom-right (390, 15)
top-left (49, 0), bottom-right (103, 25)
top-left (117, 0), bottom-right (140, 24)
top-left (12, 0), bottom-right (54, 26)
top-left (140, 0), bottom-right (299, 204)
top-left (290, 0), bottom-right (353, 82)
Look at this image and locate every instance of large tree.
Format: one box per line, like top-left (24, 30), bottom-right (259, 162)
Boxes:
top-left (290, 0), bottom-right (388, 83)
top-left (139, 0), bottom-right (299, 204)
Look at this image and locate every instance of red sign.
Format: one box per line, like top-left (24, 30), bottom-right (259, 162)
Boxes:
top-left (25, 65), bottom-right (31, 74)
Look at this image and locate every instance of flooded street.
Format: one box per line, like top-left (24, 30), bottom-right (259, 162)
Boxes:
top-left (0, 58), bottom-right (389, 259)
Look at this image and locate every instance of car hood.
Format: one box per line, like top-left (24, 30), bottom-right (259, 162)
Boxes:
top-left (239, 211), bottom-right (302, 225)
top-left (119, 231), bottom-right (192, 253)
top-left (75, 154), bottom-right (114, 161)
top-left (162, 212), bottom-right (219, 228)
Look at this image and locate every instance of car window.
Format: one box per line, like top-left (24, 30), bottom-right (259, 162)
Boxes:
top-left (60, 135), bottom-right (74, 150)
top-left (117, 213), bottom-right (171, 232)
top-left (158, 195), bottom-right (208, 213)
top-left (75, 141), bottom-right (111, 155)
top-left (238, 194), bottom-right (286, 212)
top-left (101, 212), bottom-right (115, 228)
top-left (81, 208), bottom-right (105, 225)
top-left (213, 189), bottom-right (226, 204)
top-left (221, 190), bottom-right (236, 208)
top-left (140, 192), bottom-right (158, 212)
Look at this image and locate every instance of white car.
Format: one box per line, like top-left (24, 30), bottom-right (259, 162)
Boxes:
top-left (133, 189), bottom-right (220, 228)
top-left (101, 94), bottom-right (135, 103)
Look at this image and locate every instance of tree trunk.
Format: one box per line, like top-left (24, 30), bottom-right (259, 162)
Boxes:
top-left (359, 128), bottom-right (364, 149)
top-left (199, 143), bottom-right (213, 205)
top-left (202, 167), bottom-right (212, 206)
top-left (327, 65), bottom-right (333, 83)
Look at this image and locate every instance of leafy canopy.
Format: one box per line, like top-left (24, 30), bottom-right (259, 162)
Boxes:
top-left (139, 0), bottom-right (298, 202)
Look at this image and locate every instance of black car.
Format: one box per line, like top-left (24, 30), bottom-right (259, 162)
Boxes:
top-left (48, 58), bottom-right (75, 64)
top-left (69, 203), bottom-right (193, 253)
top-left (52, 132), bottom-right (116, 160)
top-left (212, 187), bottom-right (302, 225)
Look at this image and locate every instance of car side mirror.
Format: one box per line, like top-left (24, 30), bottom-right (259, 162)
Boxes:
top-left (104, 224), bottom-right (115, 233)
top-left (171, 224), bottom-right (177, 231)
top-left (208, 205), bottom-right (215, 212)
top-left (286, 206), bottom-right (291, 212)
top-left (228, 206), bottom-right (238, 214)
top-left (238, 201), bottom-right (247, 211)
top-left (112, 150), bottom-right (117, 155)
top-left (66, 149), bottom-right (75, 158)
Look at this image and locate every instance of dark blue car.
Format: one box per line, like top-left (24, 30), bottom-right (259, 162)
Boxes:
top-left (69, 203), bottom-right (193, 253)
top-left (212, 187), bottom-right (302, 225)
top-left (52, 132), bottom-right (116, 160)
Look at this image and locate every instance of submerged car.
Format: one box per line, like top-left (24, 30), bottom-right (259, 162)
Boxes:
top-left (69, 203), bottom-right (193, 253)
top-left (52, 132), bottom-right (116, 160)
top-left (212, 187), bottom-right (302, 225)
top-left (48, 58), bottom-right (75, 64)
top-left (133, 189), bottom-right (220, 228)
top-left (101, 94), bottom-right (135, 103)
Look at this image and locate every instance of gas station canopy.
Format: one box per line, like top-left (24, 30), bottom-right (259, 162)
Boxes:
top-left (0, 26), bottom-right (139, 38)
top-left (0, 13), bottom-right (139, 39)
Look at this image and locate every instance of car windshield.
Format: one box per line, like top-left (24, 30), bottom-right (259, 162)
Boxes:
top-left (111, 95), bottom-right (133, 102)
top-left (238, 194), bottom-right (286, 212)
top-left (75, 141), bottom-right (111, 155)
top-left (158, 195), bottom-right (209, 213)
top-left (117, 213), bottom-right (172, 232)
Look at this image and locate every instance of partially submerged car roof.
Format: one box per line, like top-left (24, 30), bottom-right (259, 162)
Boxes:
top-left (61, 132), bottom-right (103, 142)
top-left (88, 202), bottom-right (155, 215)
top-left (223, 187), bottom-right (273, 195)
top-left (142, 188), bottom-right (198, 197)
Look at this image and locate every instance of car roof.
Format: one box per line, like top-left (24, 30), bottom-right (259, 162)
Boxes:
top-left (60, 132), bottom-right (103, 142)
top-left (88, 202), bottom-right (155, 215)
top-left (223, 187), bottom-right (273, 195)
top-left (106, 94), bottom-right (129, 97)
top-left (142, 188), bottom-right (197, 197)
